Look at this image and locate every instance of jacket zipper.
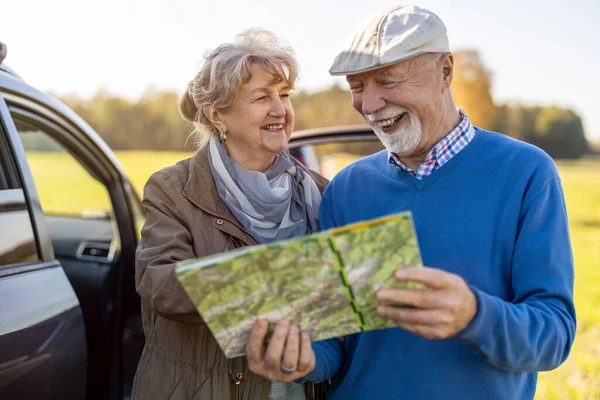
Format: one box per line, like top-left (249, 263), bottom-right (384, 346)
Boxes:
top-left (183, 191), bottom-right (270, 399)
top-left (228, 368), bottom-right (243, 400)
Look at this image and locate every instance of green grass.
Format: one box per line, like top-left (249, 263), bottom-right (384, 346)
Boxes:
top-left (114, 151), bottom-right (195, 197)
top-left (25, 151), bottom-right (600, 399)
top-left (25, 152), bottom-right (113, 215)
top-left (536, 159), bottom-right (600, 400)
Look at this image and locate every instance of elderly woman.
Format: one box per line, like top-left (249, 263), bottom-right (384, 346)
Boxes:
top-left (132, 29), bottom-right (328, 399)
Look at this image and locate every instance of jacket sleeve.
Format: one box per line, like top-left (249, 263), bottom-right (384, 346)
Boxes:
top-left (457, 176), bottom-right (576, 371)
top-left (135, 170), bottom-right (203, 324)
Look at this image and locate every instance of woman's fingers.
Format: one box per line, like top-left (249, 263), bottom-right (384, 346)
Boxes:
top-left (246, 319), bottom-right (268, 371)
top-left (247, 320), bottom-right (315, 382)
top-left (263, 320), bottom-right (291, 369)
top-left (297, 331), bottom-right (315, 373)
top-left (281, 325), bottom-right (300, 372)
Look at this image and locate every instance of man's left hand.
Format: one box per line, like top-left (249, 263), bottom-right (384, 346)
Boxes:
top-left (376, 267), bottom-right (477, 340)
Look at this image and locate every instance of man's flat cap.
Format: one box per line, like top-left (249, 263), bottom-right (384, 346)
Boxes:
top-left (330, 5), bottom-right (449, 76)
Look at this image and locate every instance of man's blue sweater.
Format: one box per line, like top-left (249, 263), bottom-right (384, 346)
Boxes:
top-left (303, 129), bottom-right (576, 399)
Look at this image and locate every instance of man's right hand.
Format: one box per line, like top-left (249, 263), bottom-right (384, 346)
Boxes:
top-left (246, 319), bottom-right (315, 382)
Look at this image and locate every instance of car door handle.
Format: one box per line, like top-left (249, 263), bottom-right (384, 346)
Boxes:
top-left (75, 242), bottom-right (115, 263)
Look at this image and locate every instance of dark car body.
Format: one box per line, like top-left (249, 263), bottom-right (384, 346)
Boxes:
top-left (0, 41), bottom-right (383, 400)
top-left (0, 45), bottom-right (145, 399)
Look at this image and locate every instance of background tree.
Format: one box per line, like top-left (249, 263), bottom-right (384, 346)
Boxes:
top-left (57, 50), bottom-right (591, 159)
top-left (292, 83), bottom-right (364, 130)
top-left (532, 107), bottom-right (588, 159)
top-left (451, 50), bottom-right (497, 130)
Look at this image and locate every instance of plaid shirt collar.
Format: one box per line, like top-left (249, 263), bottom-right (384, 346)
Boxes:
top-left (388, 109), bottom-right (476, 179)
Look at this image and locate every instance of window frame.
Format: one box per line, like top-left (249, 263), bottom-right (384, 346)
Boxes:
top-left (10, 108), bottom-right (114, 185)
top-left (0, 91), bottom-right (128, 265)
top-left (2, 89), bottom-right (143, 260)
top-left (0, 95), bottom-right (45, 266)
top-left (2, 89), bottom-right (123, 185)
top-left (0, 188), bottom-right (40, 267)
top-left (7, 104), bottom-right (125, 256)
top-left (0, 101), bottom-right (22, 190)
top-left (13, 111), bottom-right (115, 218)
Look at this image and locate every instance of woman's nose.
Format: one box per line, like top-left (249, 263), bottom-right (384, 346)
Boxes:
top-left (268, 97), bottom-right (286, 117)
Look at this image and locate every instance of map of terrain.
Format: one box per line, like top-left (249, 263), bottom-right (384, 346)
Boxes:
top-left (176, 212), bottom-right (422, 358)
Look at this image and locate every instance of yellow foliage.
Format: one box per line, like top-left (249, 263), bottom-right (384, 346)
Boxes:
top-left (451, 50), bottom-right (497, 130)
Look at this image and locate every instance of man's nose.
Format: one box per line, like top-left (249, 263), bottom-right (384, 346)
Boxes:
top-left (268, 97), bottom-right (286, 117)
top-left (360, 87), bottom-right (386, 115)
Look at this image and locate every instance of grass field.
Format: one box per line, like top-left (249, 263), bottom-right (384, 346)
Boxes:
top-left (26, 151), bottom-right (600, 399)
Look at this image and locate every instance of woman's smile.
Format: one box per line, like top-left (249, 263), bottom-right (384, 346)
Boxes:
top-left (260, 123), bottom-right (286, 136)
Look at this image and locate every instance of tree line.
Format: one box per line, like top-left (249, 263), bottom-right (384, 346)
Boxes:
top-left (451, 50), bottom-right (588, 159)
top-left (58, 50), bottom-right (589, 159)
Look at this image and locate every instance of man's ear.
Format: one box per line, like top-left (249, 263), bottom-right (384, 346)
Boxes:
top-left (441, 53), bottom-right (454, 90)
top-left (202, 104), bottom-right (226, 132)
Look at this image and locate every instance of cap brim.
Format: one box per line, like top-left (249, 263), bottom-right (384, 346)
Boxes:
top-left (329, 50), bottom-right (436, 76)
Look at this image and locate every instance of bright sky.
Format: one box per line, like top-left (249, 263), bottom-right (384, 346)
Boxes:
top-left (2, 0), bottom-right (599, 140)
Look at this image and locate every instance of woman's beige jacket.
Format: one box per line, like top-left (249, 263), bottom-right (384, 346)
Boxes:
top-left (132, 146), bottom-right (329, 399)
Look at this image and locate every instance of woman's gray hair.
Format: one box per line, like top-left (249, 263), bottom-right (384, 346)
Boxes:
top-left (180, 28), bottom-right (299, 149)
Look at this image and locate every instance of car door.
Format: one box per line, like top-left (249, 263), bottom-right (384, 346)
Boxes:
top-left (2, 96), bottom-right (144, 399)
top-left (0, 93), bottom-right (87, 399)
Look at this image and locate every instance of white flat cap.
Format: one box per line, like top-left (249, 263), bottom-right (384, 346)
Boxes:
top-left (329, 5), bottom-right (449, 76)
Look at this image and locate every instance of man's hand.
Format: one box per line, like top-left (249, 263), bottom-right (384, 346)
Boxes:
top-left (376, 267), bottom-right (477, 340)
top-left (246, 319), bottom-right (315, 382)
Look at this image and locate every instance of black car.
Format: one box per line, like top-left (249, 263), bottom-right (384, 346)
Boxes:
top-left (0, 41), bottom-right (384, 399)
top-left (0, 42), bottom-right (145, 399)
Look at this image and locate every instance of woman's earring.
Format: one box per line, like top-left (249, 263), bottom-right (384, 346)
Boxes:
top-left (219, 130), bottom-right (227, 143)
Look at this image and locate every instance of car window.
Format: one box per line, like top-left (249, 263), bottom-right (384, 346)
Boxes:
top-left (0, 121), bottom-right (39, 266)
top-left (290, 139), bottom-right (384, 180)
top-left (0, 189), bottom-right (39, 265)
top-left (14, 118), bottom-right (112, 218)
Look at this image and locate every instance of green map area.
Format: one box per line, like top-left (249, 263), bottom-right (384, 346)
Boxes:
top-left (176, 212), bottom-right (422, 358)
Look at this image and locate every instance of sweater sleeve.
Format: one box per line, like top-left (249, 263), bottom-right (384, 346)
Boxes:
top-left (298, 184), bottom-right (346, 383)
top-left (301, 338), bottom-right (345, 383)
top-left (457, 176), bottom-right (576, 371)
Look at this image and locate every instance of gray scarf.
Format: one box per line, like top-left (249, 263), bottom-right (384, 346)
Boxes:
top-left (208, 136), bottom-right (321, 244)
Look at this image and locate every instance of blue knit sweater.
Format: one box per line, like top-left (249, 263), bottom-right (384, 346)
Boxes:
top-left (303, 129), bottom-right (576, 400)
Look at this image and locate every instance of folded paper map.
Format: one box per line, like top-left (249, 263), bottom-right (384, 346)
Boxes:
top-left (175, 211), bottom-right (422, 358)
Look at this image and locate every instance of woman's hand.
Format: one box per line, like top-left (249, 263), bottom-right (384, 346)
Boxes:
top-left (246, 319), bottom-right (315, 382)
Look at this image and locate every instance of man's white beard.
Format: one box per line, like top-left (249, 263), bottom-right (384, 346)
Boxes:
top-left (366, 106), bottom-right (422, 155)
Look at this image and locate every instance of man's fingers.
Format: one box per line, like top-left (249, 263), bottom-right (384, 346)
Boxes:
top-left (281, 325), bottom-right (300, 371)
top-left (390, 318), bottom-right (448, 340)
top-left (377, 305), bottom-right (448, 326)
top-left (246, 319), bottom-right (268, 365)
top-left (393, 267), bottom-right (459, 289)
top-left (377, 287), bottom-right (442, 309)
top-left (297, 331), bottom-right (315, 372)
top-left (263, 320), bottom-right (291, 369)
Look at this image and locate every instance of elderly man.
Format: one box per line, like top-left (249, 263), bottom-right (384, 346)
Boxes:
top-left (246, 5), bottom-right (576, 399)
